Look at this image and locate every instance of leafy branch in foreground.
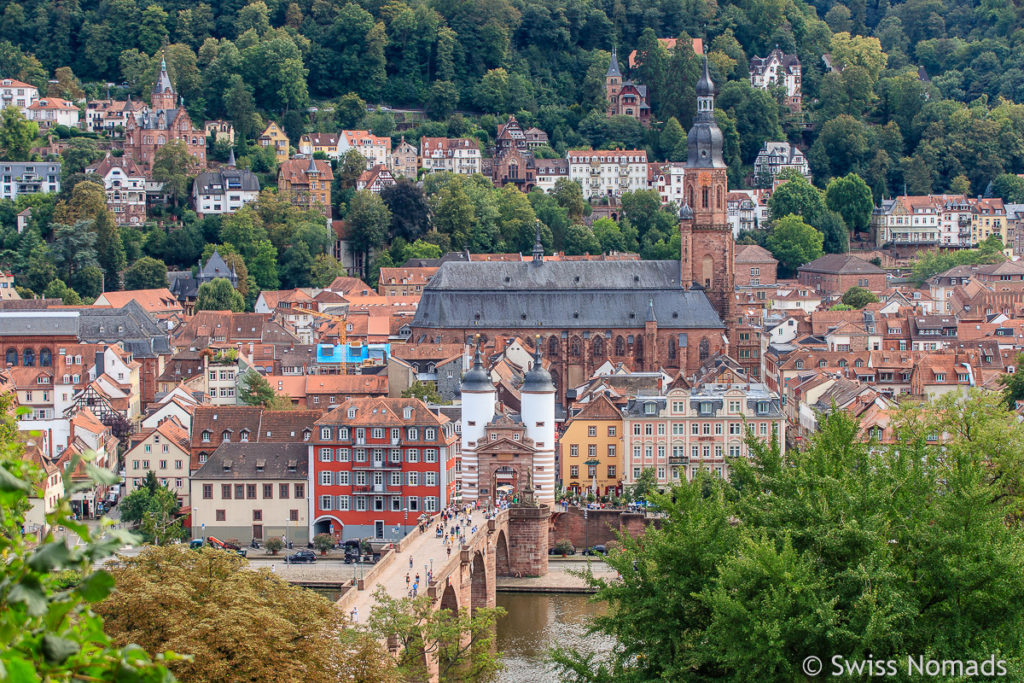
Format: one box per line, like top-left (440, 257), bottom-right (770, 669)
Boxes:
top-left (0, 394), bottom-right (177, 681)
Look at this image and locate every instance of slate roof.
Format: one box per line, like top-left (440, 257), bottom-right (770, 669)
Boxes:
top-left (797, 254), bottom-right (885, 275)
top-left (0, 311), bottom-right (79, 336)
top-left (193, 168), bottom-right (260, 196)
top-left (193, 442), bottom-right (308, 480)
top-left (413, 260), bottom-right (723, 330)
top-left (78, 301), bottom-right (171, 356)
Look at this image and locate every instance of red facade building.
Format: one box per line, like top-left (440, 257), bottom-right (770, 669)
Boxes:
top-left (311, 397), bottom-right (458, 542)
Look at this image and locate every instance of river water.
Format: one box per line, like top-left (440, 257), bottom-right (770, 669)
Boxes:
top-left (495, 592), bottom-right (610, 682)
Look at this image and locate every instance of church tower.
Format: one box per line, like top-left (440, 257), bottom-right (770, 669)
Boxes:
top-left (151, 55), bottom-right (176, 110)
top-left (679, 57), bottom-right (734, 322)
top-left (605, 48), bottom-right (622, 116)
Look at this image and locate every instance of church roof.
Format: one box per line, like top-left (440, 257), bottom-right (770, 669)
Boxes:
top-left (200, 249), bottom-right (236, 279)
top-left (413, 261), bottom-right (723, 330)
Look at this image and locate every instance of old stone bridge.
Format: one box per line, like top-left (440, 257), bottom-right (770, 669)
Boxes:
top-left (336, 504), bottom-right (550, 625)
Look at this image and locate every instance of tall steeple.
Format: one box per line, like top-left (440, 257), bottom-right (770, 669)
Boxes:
top-left (605, 46), bottom-right (623, 116)
top-left (686, 57), bottom-right (725, 169)
top-left (606, 47), bottom-right (622, 79)
top-left (151, 51), bottom-right (176, 110)
top-left (679, 53), bottom-right (734, 322)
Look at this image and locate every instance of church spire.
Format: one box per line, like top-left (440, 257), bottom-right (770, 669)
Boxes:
top-left (606, 46), bottom-right (622, 79)
top-left (532, 222), bottom-right (544, 263)
top-left (685, 55), bottom-right (725, 169)
top-left (227, 146), bottom-right (236, 167)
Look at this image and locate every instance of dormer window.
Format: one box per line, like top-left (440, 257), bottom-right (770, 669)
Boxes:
top-left (255, 459), bottom-right (265, 472)
top-left (302, 429), bottom-right (312, 441)
top-left (644, 403), bottom-right (656, 415)
top-left (348, 408), bottom-right (356, 419)
top-left (222, 430), bottom-right (231, 442)
top-left (201, 430), bottom-right (211, 442)
top-left (240, 430), bottom-right (250, 442)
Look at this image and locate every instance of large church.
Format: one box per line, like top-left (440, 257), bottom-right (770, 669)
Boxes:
top-left (410, 59), bottom-right (735, 398)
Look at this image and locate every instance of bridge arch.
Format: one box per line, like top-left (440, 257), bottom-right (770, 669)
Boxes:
top-left (439, 581), bottom-right (459, 616)
top-left (470, 550), bottom-right (489, 613)
top-left (495, 529), bottom-right (510, 576)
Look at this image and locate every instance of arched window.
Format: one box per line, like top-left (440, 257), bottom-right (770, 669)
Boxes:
top-left (614, 336), bottom-right (626, 356)
top-left (702, 187), bottom-right (709, 208)
top-left (634, 336), bottom-right (644, 359)
top-left (39, 348), bottom-right (51, 367)
top-left (4, 349), bottom-right (15, 366)
top-left (699, 338), bottom-right (710, 363)
top-left (570, 337), bottom-right (581, 358)
top-left (717, 186), bottom-right (723, 209)
top-left (548, 336), bottom-right (558, 357)
top-left (592, 336), bottom-right (605, 359)
top-left (22, 348), bottom-right (34, 366)
top-left (687, 185), bottom-right (694, 208)
top-left (668, 337), bottom-right (677, 360)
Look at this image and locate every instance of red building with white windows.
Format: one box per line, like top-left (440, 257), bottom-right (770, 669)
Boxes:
top-left (310, 397), bottom-right (458, 542)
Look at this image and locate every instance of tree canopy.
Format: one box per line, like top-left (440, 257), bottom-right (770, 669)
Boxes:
top-left (554, 393), bottom-right (1024, 681)
top-left (97, 545), bottom-right (390, 683)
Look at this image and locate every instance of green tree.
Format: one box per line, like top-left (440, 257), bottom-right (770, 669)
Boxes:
top-left (0, 107), bottom-right (38, 161)
top-left (367, 587), bottom-right (504, 682)
top-left (309, 254), bottom-right (346, 288)
top-left (766, 215), bottom-right (825, 277)
top-left (474, 68), bottom-right (510, 114)
top-left (992, 173), bottom-right (1024, 203)
top-left (60, 138), bottom-right (104, 176)
top-left (401, 381), bottom-right (443, 404)
top-left (1000, 352), bottom-right (1024, 409)
top-left (152, 140), bottom-right (195, 208)
top-left (138, 4), bottom-right (169, 55)
top-left (402, 239), bottom-right (442, 261)
top-left (840, 285), bottom-right (879, 308)
top-left (768, 172), bottom-right (825, 223)
top-left (51, 221), bottom-right (99, 284)
top-left (659, 117), bottom-right (686, 161)
top-left (42, 278), bottom-right (82, 305)
top-left (94, 211), bottom-right (126, 290)
top-left (118, 480), bottom-right (186, 545)
top-left (124, 257), bottom-right (168, 291)
top-left (824, 173), bottom-right (874, 235)
top-left (554, 398), bottom-right (1024, 681)
top-left (346, 191), bottom-right (391, 279)
top-left (626, 467), bottom-right (659, 503)
top-left (337, 149), bottom-right (368, 190)
top-left (335, 92), bottom-right (367, 130)
top-left (381, 179), bottom-right (431, 242)
top-left (0, 393), bottom-right (174, 680)
top-left (426, 80), bottom-right (459, 120)
top-left (196, 277), bottom-right (244, 312)
top-left (239, 369), bottom-right (277, 408)
top-left (553, 178), bottom-right (585, 223)
top-left (563, 223), bottom-right (601, 255)
top-left (224, 74), bottom-right (259, 141)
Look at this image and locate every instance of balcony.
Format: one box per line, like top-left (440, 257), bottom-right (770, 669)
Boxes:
top-left (352, 460), bottom-right (403, 470)
top-left (668, 456), bottom-right (687, 465)
top-left (351, 484), bottom-right (403, 495)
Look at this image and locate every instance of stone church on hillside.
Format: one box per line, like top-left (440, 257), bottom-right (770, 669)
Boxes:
top-left (410, 59), bottom-right (735, 399)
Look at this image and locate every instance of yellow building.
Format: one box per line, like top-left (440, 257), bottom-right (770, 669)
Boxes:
top-left (258, 121), bottom-right (290, 164)
top-left (971, 197), bottom-right (1007, 245)
top-left (558, 395), bottom-right (624, 497)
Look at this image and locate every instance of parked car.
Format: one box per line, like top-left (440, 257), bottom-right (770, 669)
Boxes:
top-left (285, 550), bottom-right (317, 564)
top-left (582, 545), bottom-right (607, 556)
top-left (548, 546), bottom-right (576, 556)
